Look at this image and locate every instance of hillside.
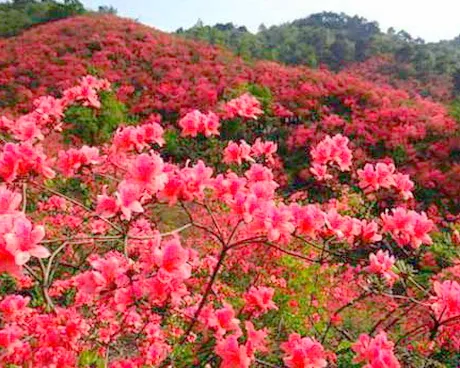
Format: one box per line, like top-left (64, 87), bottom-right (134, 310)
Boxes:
top-left (344, 54), bottom-right (454, 101)
top-left (177, 12), bottom-right (460, 101)
top-left (0, 13), bottom-right (459, 368)
top-left (0, 14), bottom-right (458, 209)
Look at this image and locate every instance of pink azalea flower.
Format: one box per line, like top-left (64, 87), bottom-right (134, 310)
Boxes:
top-left (244, 286), bottom-right (278, 316)
top-left (381, 208), bottom-right (434, 249)
top-left (352, 331), bottom-right (400, 368)
top-left (251, 138), bottom-right (277, 157)
top-left (0, 186), bottom-right (22, 214)
top-left (128, 152), bottom-right (168, 194)
top-left (366, 250), bottom-right (399, 285)
top-left (96, 186), bottom-right (120, 219)
top-left (154, 238), bottom-right (191, 280)
top-left (310, 134), bottom-right (352, 174)
top-left (4, 216), bottom-right (48, 266)
top-left (223, 93), bottom-right (263, 120)
top-left (0, 143), bottom-right (55, 182)
top-left (360, 220), bottom-right (383, 243)
top-left (431, 280), bottom-right (460, 322)
top-left (178, 110), bottom-right (219, 137)
top-left (281, 333), bottom-right (327, 368)
top-left (215, 335), bottom-right (251, 368)
top-left (178, 110), bottom-right (203, 137)
top-left (244, 321), bottom-right (268, 356)
top-left (393, 173), bottom-right (414, 200)
top-left (58, 146), bottom-right (100, 177)
top-left (358, 162), bottom-right (396, 192)
top-left (0, 324), bottom-right (24, 351)
top-left (12, 115), bottom-right (44, 142)
top-left (137, 121), bottom-right (165, 147)
top-left (212, 303), bottom-right (241, 338)
top-left (223, 140), bottom-right (253, 165)
top-left (202, 111), bottom-right (220, 137)
top-left (291, 204), bottom-right (325, 239)
top-left (115, 181), bottom-right (144, 221)
top-left (0, 295), bottom-right (31, 322)
top-left (262, 203), bottom-right (295, 244)
top-left (0, 246), bottom-right (19, 275)
top-left (310, 163), bottom-right (333, 181)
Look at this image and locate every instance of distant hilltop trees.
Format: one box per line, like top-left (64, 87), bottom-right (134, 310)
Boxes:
top-left (177, 12), bottom-right (460, 99)
top-left (0, 0), bottom-right (116, 37)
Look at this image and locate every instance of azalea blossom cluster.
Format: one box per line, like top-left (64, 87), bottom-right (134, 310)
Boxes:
top-left (0, 77), bottom-right (457, 367)
top-left (112, 117), bottom-right (165, 152)
top-left (381, 207), bottom-right (434, 249)
top-left (366, 250), bottom-right (399, 285)
top-left (61, 75), bottom-right (111, 108)
top-left (244, 286), bottom-right (278, 316)
top-left (178, 110), bottom-right (220, 137)
top-left (281, 334), bottom-right (328, 368)
top-left (223, 138), bottom-right (277, 165)
top-left (357, 162), bottom-right (414, 200)
top-left (0, 142), bottom-right (55, 182)
top-left (222, 92), bottom-right (264, 120)
top-left (432, 280), bottom-right (460, 323)
top-left (352, 331), bottom-right (401, 368)
top-left (215, 321), bottom-right (268, 368)
top-left (57, 145), bottom-right (101, 177)
top-left (0, 186), bottom-right (48, 275)
top-left (309, 134), bottom-right (353, 180)
top-left (0, 76), bottom-right (111, 182)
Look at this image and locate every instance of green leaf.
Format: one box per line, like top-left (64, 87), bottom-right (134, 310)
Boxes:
top-left (78, 350), bottom-right (105, 368)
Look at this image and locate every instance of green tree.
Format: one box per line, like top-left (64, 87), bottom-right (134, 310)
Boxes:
top-left (0, 0), bottom-right (110, 38)
top-left (176, 10), bottom-right (460, 99)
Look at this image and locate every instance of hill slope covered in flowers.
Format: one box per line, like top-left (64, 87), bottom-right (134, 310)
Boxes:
top-left (0, 14), bottom-right (459, 368)
top-left (0, 14), bottom-right (458, 211)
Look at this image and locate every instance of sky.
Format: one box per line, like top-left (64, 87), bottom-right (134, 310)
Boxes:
top-left (81, 0), bottom-right (460, 42)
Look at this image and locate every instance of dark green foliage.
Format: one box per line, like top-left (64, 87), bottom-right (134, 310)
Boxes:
top-left (177, 11), bottom-right (460, 96)
top-left (449, 98), bottom-right (460, 123)
top-left (391, 145), bottom-right (408, 165)
top-left (430, 232), bottom-right (460, 269)
top-left (0, 0), bottom-right (85, 37)
top-left (0, 273), bottom-right (17, 296)
top-left (453, 68), bottom-right (460, 97)
top-left (336, 350), bottom-right (360, 368)
top-left (45, 0), bottom-right (85, 21)
top-left (427, 350), bottom-right (460, 367)
top-left (0, 85), bottom-right (19, 109)
top-left (63, 91), bottom-right (127, 145)
top-left (177, 12), bottom-right (390, 70)
top-left (97, 5), bottom-right (117, 15)
top-left (50, 177), bottom-right (91, 207)
top-left (0, 0), bottom-right (116, 38)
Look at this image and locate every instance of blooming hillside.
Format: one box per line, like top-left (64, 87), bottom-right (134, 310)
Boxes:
top-left (0, 15), bottom-right (458, 211)
top-left (0, 14), bottom-right (459, 367)
top-left (344, 55), bottom-right (454, 102)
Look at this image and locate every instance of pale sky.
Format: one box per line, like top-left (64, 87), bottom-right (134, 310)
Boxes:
top-left (81, 0), bottom-right (460, 42)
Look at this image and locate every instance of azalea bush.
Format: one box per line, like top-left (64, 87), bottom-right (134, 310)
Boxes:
top-left (0, 76), bottom-right (458, 368)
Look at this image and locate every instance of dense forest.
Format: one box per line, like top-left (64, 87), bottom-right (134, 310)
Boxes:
top-left (177, 12), bottom-right (460, 99)
top-left (0, 0), bottom-right (116, 37)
